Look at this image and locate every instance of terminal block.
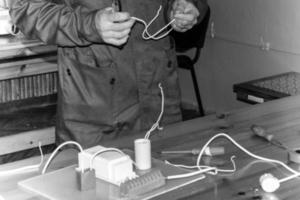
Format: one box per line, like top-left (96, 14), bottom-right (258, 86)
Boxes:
top-left (120, 169), bottom-right (166, 197)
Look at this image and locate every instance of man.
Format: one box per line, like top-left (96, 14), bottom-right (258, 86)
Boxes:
top-left (10, 0), bottom-right (208, 147)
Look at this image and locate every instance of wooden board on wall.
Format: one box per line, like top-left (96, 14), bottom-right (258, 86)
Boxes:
top-left (0, 127), bottom-right (55, 156)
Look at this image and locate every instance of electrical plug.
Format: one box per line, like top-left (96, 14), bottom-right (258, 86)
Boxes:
top-left (259, 173), bottom-right (280, 193)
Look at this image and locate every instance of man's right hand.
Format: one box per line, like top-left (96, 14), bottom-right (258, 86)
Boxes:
top-left (95, 7), bottom-right (135, 46)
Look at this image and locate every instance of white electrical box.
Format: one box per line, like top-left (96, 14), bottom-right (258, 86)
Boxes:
top-left (78, 145), bottom-right (136, 185)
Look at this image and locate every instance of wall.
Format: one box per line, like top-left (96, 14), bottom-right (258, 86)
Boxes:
top-left (179, 0), bottom-right (300, 114)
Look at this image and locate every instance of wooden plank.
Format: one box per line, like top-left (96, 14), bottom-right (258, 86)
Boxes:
top-left (0, 55), bottom-right (57, 69)
top-left (0, 62), bottom-right (58, 81)
top-left (0, 127), bottom-right (55, 156)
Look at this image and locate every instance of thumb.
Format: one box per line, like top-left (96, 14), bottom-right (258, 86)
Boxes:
top-left (109, 11), bottom-right (131, 22)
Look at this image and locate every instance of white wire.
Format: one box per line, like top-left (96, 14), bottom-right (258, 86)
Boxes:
top-left (164, 132), bottom-right (300, 181)
top-left (214, 156), bottom-right (236, 173)
top-left (196, 133), bottom-right (300, 178)
top-left (167, 166), bottom-right (216, 180)
top-left (164, 160), bottom-right (211, 169)
top-left (41, 141), bottom-right (83, 174)
top-left (0, 142), bottom-right (44, 176)
top-left (131, 5), bottom-right (175, 40)
top-left (164, 154), bottom-right (236, 179)
top-left (279, 173), bottom-right (300, 183)
top-left (144, 83), bottom-right (165, 139)
top-left (89, 148), bottom-right (126, 169)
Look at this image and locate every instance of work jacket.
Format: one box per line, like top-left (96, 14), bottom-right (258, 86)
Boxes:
top-left (10, 0), bottom-right (207, 147)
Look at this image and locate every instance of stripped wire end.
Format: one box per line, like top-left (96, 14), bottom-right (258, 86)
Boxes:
top-left (144, 83), bottom-right (165, 139)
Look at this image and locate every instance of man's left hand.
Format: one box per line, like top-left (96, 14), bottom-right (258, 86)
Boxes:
top-left (170, 0), bottom-right (199, 32)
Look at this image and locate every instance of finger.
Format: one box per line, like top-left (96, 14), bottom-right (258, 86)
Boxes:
top-left (174, 13), bottom-right (197, 22)
top-left (109, 18), bottom-right (135, 31)
top-left (175, 19), bottom-right (189, 26)
top-left (171, 23), bottom-right (188, 32)
top-left (182, 2), bottom-right (200, 15)
top-left (102, 29), bottom-right (131, 39)
top-left (176, 18), bottom-right (197, 28)
top-left (110, 11), bottom-right (131, 22)
top-left (105, 36), bottom-right (129, 46)
top-left (172, 0), bottom-right (185, 13)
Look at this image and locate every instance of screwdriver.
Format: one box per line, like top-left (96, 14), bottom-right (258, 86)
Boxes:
top-left (161, 146), bottom-right (225, 156)
top-left (250, 124), bottom-right (288, 150)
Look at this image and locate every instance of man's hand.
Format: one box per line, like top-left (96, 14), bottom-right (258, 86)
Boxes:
top-left (170, 0), bottom-right (199, 32)
top-left (95, 7), bottom-right (135, 46)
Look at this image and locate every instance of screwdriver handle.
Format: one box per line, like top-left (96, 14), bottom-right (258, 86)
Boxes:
top-left (250, 124), bottom-right (274, 142)
top-left (202, 146), bottom-right (225, 156)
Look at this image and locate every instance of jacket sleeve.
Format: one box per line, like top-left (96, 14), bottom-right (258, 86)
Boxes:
top-left (9, 0), bottom-right (104, 47)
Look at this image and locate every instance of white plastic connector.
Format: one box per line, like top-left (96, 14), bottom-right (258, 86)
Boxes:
top-left (78, 145), bottom-right (136, 185)
top-left (260, 173), bottom-right (280, 193)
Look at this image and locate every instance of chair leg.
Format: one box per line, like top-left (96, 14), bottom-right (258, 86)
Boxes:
top-left (190, 66), bottom-right (205, 116)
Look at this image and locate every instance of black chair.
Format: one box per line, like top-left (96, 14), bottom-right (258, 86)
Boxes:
top-left (172, 7), bottom-right (211, 117)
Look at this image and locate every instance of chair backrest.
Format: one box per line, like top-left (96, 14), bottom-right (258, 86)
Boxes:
top-left (171, 7), bottom-right (211, 61)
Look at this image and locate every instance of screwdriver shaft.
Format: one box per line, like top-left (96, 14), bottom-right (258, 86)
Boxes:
top-left (161, 147), bottom-right (225, 156)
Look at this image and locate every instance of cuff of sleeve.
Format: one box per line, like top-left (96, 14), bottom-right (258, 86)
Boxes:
top-left (81, 9), bottom-right (104, 43)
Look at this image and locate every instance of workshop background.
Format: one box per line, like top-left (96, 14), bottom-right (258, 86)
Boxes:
top-left (179, 0), bottom-right (300, 114)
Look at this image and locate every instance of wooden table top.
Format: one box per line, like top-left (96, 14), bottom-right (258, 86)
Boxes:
top-left (2, 95), bottom-right (300, 200)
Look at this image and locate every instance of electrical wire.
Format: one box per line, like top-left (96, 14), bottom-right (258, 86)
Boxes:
top-left (144, 83), bottom-right (165, 139)
top-left (131, 5), bottom-right (175, 40)
top-left (164, 155), bottom-right (236, 179)
top-left (164, 132), bottom-right (300, 181)
top-left (41, 141), bottom-right (83, 174)
top-left (164, 160), bottom-right (212, 169)
top-left (0, 142), bottom-right (44, 176)
top-left (167, 166), bottom-right (216, 180)
top-left (89, 148), bottom-right (126, 169)
top-left (196, 133), bottom-right (300, 182)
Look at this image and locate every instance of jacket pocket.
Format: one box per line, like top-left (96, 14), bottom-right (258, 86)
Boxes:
top-left (62, 56), bottom-right (116, 125)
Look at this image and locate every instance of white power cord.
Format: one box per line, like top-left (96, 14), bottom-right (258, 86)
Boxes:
top-left (41, 141), bottom-right (83, 174)
top-left (164, 132), bottom-right (300, 189)
top-left (196, 133), bottom-right (300, 175)
top-left (164, 155), bottom-right (236, 179)
top-left (196, 133), bottom-right (300, 192)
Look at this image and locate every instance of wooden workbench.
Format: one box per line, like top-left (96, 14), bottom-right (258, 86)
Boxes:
top-left (2, 95), bottom-right (300, 199)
